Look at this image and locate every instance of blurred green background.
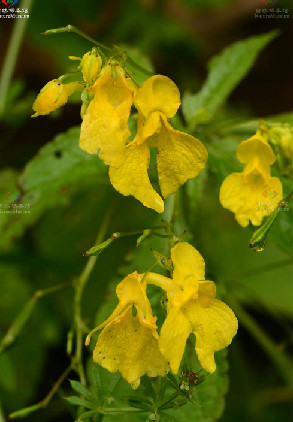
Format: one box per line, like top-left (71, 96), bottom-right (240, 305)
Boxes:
top-left (0, 0), bottom-right (292, 421)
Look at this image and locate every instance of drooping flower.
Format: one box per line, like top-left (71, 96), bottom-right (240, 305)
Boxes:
top-left (145, 242), bottom-right (238, 374)
top-left (85, 272), bottom-right (169, 389)
top-left (109, 75), bottom-right (208, 213)
top-left (79, 61), bottom-right (134, 168)
top-left (32, 80), bottom-right (83, 117)
top-left (220, 131), bottom-right (283, 227)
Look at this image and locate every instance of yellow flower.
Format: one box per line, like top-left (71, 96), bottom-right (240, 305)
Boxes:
top-left (79, 61), bottom-right (134, 168)
top-left (220, 131), bottom-right (283, 227)
top-left (85, 272), bottom-right (169, 389)
top-left (32, 80), bottom-right (83, 117)
top-left (145, 242), bottom-right (238, 374)
top-left (109, 75), bottom-right (208, 213)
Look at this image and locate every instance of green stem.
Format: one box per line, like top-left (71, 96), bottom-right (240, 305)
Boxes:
top-left (84, 226), bottom-right (166, 256)
top-left (0, 0), bottom-right (34, 116)
top-left (42, 25), bottom-right (112, 52)
top-left (9, 364), bottom-right (72, 419)
top-left (42, 25), bottom-right (153, 76)
top-left (41, 364), bottom-right (72, 407)
top-left (0, 281), bottom-right (71, 354)
top-left (229, 297), bottom-right (293, 390)
top-left (73, 201), bottom-right (115, 384)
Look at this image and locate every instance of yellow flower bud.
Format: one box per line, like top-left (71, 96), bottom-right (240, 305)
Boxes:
top-left (32, 80), bottom-right (83, 117)
top-left (81, 50), bottom-right (102, 85)
top-left (270, 126), bottom-right (293, 160)
top-left (32, 80), bottom-right (68, 116)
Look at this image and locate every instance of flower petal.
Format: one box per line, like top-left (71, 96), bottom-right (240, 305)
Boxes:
top-left (134, 75), bottom-right (181, 119)
top-left (85, 272), bottom-right (156, 346)
top-left (183, 299), bottom-right (238, 373)
top-left (109, 141), bottom-right (164, 213)
top-left (157, 117), bottom-right (208, 198)
top-left (197, 280), bottom-right (216, 307)
top-left (159, 307), bottom-right (192, 374)
top-left (79, 65), bottom-right (133, 167)
top-left (134, 111), bottom-right (161, 145)
top-left (237, 132), bottom-right (276, 181)
top-left (171, 242), bottom-right (205, 281)
top-left (237, 132), bottom-right (276, 165)
top-left (94, 307), bottom-right (169, 389)
top-left (220, 172), bottom-right (283, 227)
top-left (116, 272), bottom-right (157, 328)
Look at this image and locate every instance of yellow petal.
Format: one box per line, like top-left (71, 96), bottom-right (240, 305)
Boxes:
top-left (170, 275), bottom-right (199, 308)
top-left (157, 116), bottom-right (208, 198)
top-left (220, 172), bottom-right (283, 227)
top-left (171, 242), bottom-right (205, 281)
top-left (79, 64), bottom-right (133, 167)
top-left (109, 141), bottom-right (164, 213)
top-left (86, 272), bottom-right (156, 346)
top-left (134, 75), bottom-right (181, 119)
top-left (134, 111), bottom-right (161, 145)
top-left (237, 132), bottom-right (276, 164)
top-left (116, 272), bottom-right (156, 328)
top-left (94, 307), bottom-right (169, 389)
top-left (237, 132), bottom-right (276, 181)
top-left (159, 307), bottom-right (191, 374)
top-left (183, 299), bottom-right (238, 373)
top-left (197, 280), bottom-right (216, 307)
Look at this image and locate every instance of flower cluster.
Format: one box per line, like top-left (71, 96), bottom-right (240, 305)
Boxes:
top-left (85, 242), bottom-right (238, 389)
top-left (220, 130), bottom-right (283, 227)
top-left (32, 50), bottom-right (208, 213)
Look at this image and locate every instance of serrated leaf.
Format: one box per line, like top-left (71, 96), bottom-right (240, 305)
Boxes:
top-left (69, 379), bottom-right (95, 403)
top-left (182, 31), bottom-right (278, 127)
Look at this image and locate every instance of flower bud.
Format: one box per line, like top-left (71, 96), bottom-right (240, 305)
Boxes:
top-left (268, 125), bottom-right (293, 175)
top-left (81, 49), bottom-right (102, 85)
top-left (32, 80), bottom-right (68, 116)
top-left (32, 80), bottom-right (83, 117)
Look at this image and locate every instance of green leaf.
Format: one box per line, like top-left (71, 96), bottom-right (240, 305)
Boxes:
top-left (69, 379), bottom-right (95, 402)
top-left (91, 363), bottom-right (103, 401)
top-left (0, 127), bottom-right (107, 250)
top-left (182, 31), bottom-right (278, 127)
top-left (19, 126), bottom-right (106, 194)
top-left (65, 395), bottom-right (95, 409)
top-left (128, 396), bottom-right (152, 411)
